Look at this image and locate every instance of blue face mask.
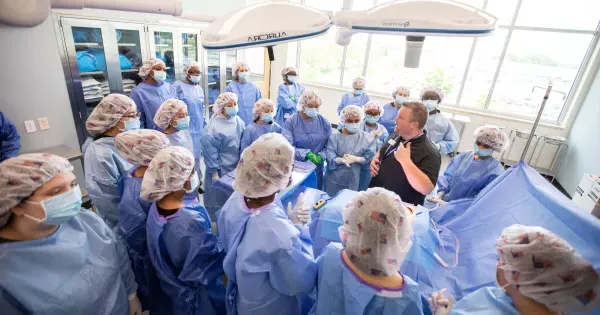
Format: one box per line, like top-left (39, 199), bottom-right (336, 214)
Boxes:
top-left (186, 173), bottom-right (199, 194)
top-left (287, 75), bottom-right (298, 83)
top-left (225, 106), bottom-right (239, 117)
top-left (121, 118), bottom-right (140, 132)
top-left (262, 112), bottom-right (273, 123)
top-left (239, 72), bottom-right (250, 82)
top-left (395, 96), bottom-right (408, 104)
top-left (175, 116), bottom-right (190, 130)
top-left (153, 70), bottom-right (167, 83)
top-left (423, 100), bottom-right (439, 112)
top-left (354, 89), bottom-right (363, 96)
top-left (474, 144), bottom-right (493, 157)
top-left (304, 107), bottom-right (319, 118)
top-left (345, 123), bottom-right (360, 133)
top-left (365, 114), bottom-right (380, 124)
top-left (25, 186), bottom-right (83, 225)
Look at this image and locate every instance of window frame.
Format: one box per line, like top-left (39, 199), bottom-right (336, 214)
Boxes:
top-left (295, 0), bottom-right (600, 125)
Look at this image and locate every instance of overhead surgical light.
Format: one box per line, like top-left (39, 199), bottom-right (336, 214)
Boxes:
top-left (333, 0), bottom-right (497, 67)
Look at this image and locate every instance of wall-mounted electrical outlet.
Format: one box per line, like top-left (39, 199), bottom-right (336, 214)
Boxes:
top-left (38, 117), bottom-right (50, 130)
top-left (24, 120), bottom-right (37, 133)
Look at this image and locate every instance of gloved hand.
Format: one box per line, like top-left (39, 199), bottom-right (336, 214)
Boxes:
top-left (428, 289), bottom-right (455, 315)
top-left (370, 129), bottom-right (383, 139)
top-left (128, 293), bottom-right (143, 315)
top-left (343, 154), bottom-right (364, 165)
top-left (305, 152), bottom-right (323, 165)
top-left (335, 157), bottom-right (350, 167)
top-left (427, 191), bottom-right (446, 203)
top-left (290, 96), bottom-right (296, 102)
top-left (211, 172), bottom-right (220, 182)
top-left (435, 143), bottom-right (442, 151)
top-left (287, 193), bottom-right (311, 225)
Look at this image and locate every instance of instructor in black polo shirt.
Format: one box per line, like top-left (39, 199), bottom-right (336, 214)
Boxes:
top-left (369, 101), bottom-right (441, 205)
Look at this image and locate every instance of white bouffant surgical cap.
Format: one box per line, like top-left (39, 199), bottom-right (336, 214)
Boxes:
top-left (213, 92), bottom-right (238, 116)
top-left (340, 105), bottom-right (365, 124)
top-left (115, 129), bottom-right (170, 166)
top-left (392, 85), bottom-right (410, 98)
top-left (233, 61), bottom-right (250, 78)
top-left (420, 86), bottom-right (445, 100)
top-left (297, 90), bottom-right (322, 111)
top-left (154, 99), bottom-right (187, 130)
top-left (252, 98), bottom-right (276, 121)
top-left (282, 66), bottom-right (298, 81)
top-left (363, 100), bottom-right (384, 116)
top-left (474, 126), bottom-right (509, 152)
top-left (85, 94), bottom-right (137, 137)
top-left (138, 58), bottom-right (165, 79)
top-left (353, 76), bottom-right (366, 89)
top-left (140, 146), bottom-right (195, 202)
top-left (183, 61), bottom-right (200, 75)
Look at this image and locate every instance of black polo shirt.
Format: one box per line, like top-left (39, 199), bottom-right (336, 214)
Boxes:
top-left (369, 131), bottom-right (441, 205)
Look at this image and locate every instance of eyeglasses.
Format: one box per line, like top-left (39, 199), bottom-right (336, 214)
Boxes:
top-left (123, 112), bottom-right (141, 119)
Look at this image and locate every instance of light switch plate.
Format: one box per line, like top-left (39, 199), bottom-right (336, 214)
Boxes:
top-left (24, 120), bottom-right (37, 133)
top-left (38, 117), bottom-right (50, 130)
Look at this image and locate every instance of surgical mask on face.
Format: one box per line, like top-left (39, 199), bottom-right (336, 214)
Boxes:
top-left (239, 72), bottom-right (250, 82)
top-left (354, 89), bottom-right (363, 96)
top-left (186, 173), bottom-right (199, 194)
top-left (153, 71), bottom-right (167, 83)
top-left (495, 277), bottom-right (511, 292)
top-left (423, 100), bottom-right (439, 112)
top-left (287, 75), bottom-right (298, 83)
top-left (121, 118), bottom-right (141, 132)
top-left (474, 144), bottom-right (493, 157)
top-left (395, 96), bottom-right (407, 104)
top-left (189, 75), bottom-right (201, 84)
top-left (225, 106), bottom-right (239, 117)
top-left (364, 115), bottom-right (380, 124)
top-left (175, 116), bottom-right (190, 131)
top-left (262, 112), bottom-right (273, 123)
top-left (24, 186), bottom-right (83, 225)
top-left (304, 107), bottom-right (319, 118)
top-left (345, 123), bottom-right (360, 133)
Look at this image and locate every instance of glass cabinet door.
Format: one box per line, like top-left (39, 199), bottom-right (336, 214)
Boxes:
top-left (150, 29), bottom-right (176, 83)
top-left (226, 51), bottom-right (238, 86)
top-left (181, 32), bottom-right (199, 65)
top-left (207, 51), bottom-right (221, 108)
top-left (110, 23), bottom-right (147, 94)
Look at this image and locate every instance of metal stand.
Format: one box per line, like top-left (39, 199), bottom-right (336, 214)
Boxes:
top-left (521, 85), bottom-right (553, 161)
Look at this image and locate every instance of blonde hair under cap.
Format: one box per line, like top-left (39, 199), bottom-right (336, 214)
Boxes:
top-left (154, 99), bottom-right (187, 130)
top-left (140, 146), bottom-right (195, 202)
top-left (233, 133), bottom-right (295, 198)
top-left (340, 105), bottom-right (365, 124)
top-left (252, 98), bottom-right (277, 121)
top-left (138, 58), bottom-right (165, 79)
top-left (474, 126), bottom-right (509, 152)
top-left (363, 100), bottom-right (384, 116)
top-left (115, 129), bottom-right (170, 166)
top-left (281, 66), bottom-right (298, 81)
top-left (0, 153), bottom-right (74, 228)
top-left (297, 90), bottom-right (322, 111)
top-left (338, 187), bottom-right (414, 276)
top-left (420, 86), bottom-right (445, 100)
top-left (85, 94), bottom-right (137, 137)
top-left (214, 92), bottom-right (238, 116)
top-left (497, 224), bottom-right (600, 314)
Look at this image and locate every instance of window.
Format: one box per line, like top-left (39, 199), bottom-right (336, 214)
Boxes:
top-left (296, 0), bottom-right (600, 123)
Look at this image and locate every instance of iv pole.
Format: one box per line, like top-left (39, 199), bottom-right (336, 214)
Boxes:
top-left (521, 84), bottom-right (553, 161)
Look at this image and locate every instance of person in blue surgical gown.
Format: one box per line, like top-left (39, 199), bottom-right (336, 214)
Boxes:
top-left (217, 133), bottom-right (315, 315)
top-left (0, 153), bottom-right (141, 315)
top-left (240, 98), bottom-right (282, 153)
top-left (173, 61), bottom-right (206, 160)
top-left (282, 90), bottom-right (332, 190)
top-left (310, 187), bottom-right (424, 315)
top-left (84, 94), bottom-right (139, 228)
top-left (359, 101), bottom-right (389, 191)
top-left (421, 86), bottom-right (459, 155)
top-left (380, 86), bottom-right (410, 135)
top-left (325, 105), bottom-right (376, 196)
top-left (428, 126), bottom-right (508, 205)
top-left (276, 66), bottom-right (305, 125)
top-left (201, 92), bottom-right (246, 220)
top-left (142, 146), bottom-right (225, 315)
top-left (225, 61), bottom-right (262, 125)
top-left (337, 76), bottom-right (371, 114)
top-left (154, 99), bottom-right (200, 170)
top-left (428, 225), bottom-right (600, 315)
top-left (115, 129), bottom-right (170, 313)
top-left (0, 111), bottom-right (21, 162)
top-left (129, 58), bottom-right (177, 129)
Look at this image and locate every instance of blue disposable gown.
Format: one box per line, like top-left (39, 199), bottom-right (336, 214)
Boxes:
top-left (173, 80), bottom-right (206, 157)
top-left (379, 103), bottom-right (401, 136)
top-left (84, 137), bottom-right (133, 228)
top-left (325, 130), bottom-right (376, 196)
top-left (437, 151), bottom-right (504, 202)
top-left (146, 201), bottom-right (226, 315)
top-left (201, 115), bottom-right (245, 219)
top-left (129, 82), bottom-right (177, 129)
top-left (239, 121), bottom-right (283, 154)
top-left (449, 287), bottom-right (519, 315)
top-left (0, 210), bottom-right (137, 315)
top-left (276, 82), bottom-right (305, 125)
top-left (425, 112), bottom-right (459, 155)
top-left (0, 111), bottom-right (21, 162)
top-left (217, 193), bottom-right (317, 315)
top-left (336, 92), bottom-right (371, 114)
top-left (225, 81), bottom-right (262, 125)
top-left (358, 123), bottom-right (389, 191)
top-left (283, 113), bottom-right (332, 190)
top-left (309, 244), bottom-right (424, 315)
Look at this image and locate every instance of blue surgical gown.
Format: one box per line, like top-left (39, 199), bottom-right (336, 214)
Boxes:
top-left (325, 130), bottom-right (376, 196)
top-left (201, 115), bottom-right (245, 219)
top-left (309, 244), bottom-right (424, 315)
top-left (425, 112), bottom-right (459, 155)
top-left (379, 103), bottom-right (401, 136)
top-left (225, 81), bottom-right (262, 125)
top-left (337, 92), bottom-right (371, 114)
top-left (239, 121), bottom-right (283, 154)
top-left (0, 210), bottom-right (137, 315)
top-left (437, 151), bottom-right (505, 202)
top-left (276, 82), bottom-right (305, 125)
top-left (217, 193), bottom-right (317, 315)
top-left (129, 82), bottom-right (177, 129)
top-left (0, 111), bottom-right (21, 162)
top-left (173, 80), bottom-right (206, 157)
top-left (146, 201), bottom-right (226, 315)
top-left (358, 123), bottom-right (389, 191)
top-left (450, 287), bottom-right (519, 315)
top-left (283, 113), bottom-right (332, 190)
top-left (84, 137), bottom-right (133, 228)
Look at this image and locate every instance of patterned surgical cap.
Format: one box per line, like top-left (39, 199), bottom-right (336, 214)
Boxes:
top-left (115, 129), bottom-right (170, 166)
top-left (85, 94), bottom-right (137, 137)
top-left (154, 99), bottom-right (187, 130)
top-left (140, 146), bottom-right (195, 202)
